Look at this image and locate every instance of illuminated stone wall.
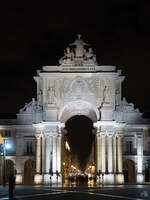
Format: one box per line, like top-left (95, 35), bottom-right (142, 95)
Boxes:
top-left (0, 35), bottom-right (150, 185)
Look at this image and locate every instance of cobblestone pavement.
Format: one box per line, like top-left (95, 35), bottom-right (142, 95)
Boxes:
top-left (0, 184), bottom-right (150, 199)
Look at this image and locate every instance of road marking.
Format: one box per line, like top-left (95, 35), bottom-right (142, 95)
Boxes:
top-left (87, 192), bottom-right (145, 200)
top-left (0, 191), bottom-right (70, 200)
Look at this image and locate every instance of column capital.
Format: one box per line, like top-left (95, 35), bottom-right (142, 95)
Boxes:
top-left (35, 133), bottom-right (42, 139)
top-left (101, 133), bottom-right (106, 138)
top-left (116, 133), bottom-right (123, 138)
top-left (44, 133), bottom-right (50, 139)
top-left (106, 132), bottom-right (114, 137)
top-left (136, 132), bottom-right (143, 137)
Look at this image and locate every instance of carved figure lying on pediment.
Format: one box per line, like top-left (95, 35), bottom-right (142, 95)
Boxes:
top-left (19, 98), bottom-right (42, 113)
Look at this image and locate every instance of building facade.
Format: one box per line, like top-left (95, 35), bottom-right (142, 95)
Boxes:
top-left (0, 35), bottom-right (150, 185)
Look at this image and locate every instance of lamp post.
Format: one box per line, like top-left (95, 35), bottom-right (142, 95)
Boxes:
top-left (2, 140), bottom-right (11, 187)
top-left (3, 140), bottom-right (6, 187)
top-left (49, 169), bottom-right (53, 186)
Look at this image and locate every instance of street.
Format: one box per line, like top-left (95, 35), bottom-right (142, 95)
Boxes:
top-left (0, 185), bottom-right (150, 200)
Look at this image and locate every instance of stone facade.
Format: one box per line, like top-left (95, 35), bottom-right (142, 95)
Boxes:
top-left (0, 35), bottom-right (150, 185)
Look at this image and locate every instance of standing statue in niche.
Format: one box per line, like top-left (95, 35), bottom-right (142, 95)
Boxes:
top-left (104, 85), bottom-right (113, 104)
top-left (115, 89), bottom-right (120, 106)
top-left (38, 89), bottom-right (43, 105)
top-left (47, 87), bottom-right (55, 104)
top-left (97, 86), bottom-right (107, 120)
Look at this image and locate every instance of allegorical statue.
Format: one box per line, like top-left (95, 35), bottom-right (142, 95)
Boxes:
top-left (47, 87), bottom-right (55, 104)
top-left (19, 98), bottom-right (36, 113)
top-left (70, 34), bottom-right (88, 57)
top-left (59, 47), bottom-right (74, 65)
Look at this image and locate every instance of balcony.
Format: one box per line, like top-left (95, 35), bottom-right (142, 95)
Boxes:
top-left (123, 149), bottom-right (137, 156)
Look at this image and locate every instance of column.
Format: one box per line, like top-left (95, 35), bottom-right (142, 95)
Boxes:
top-left (115, 134), bottom-right (124, 184)
top-left (96, 133), bottom-right (101, 172)
top-left (49, 136), bottom-right (53, 172)
top-left (34, 134), bottom-right (43, 184)
top-left (113, 135), bottom-right (117, 173)
top-left (137, 133), bottom-right (144, 183)
top-left (108, 134), bottom-right (113, 173)
top-left (101, 134), bottom-right (106, 173)
top-left (45, 134), bottom-right (50, 173)
top-left (42, 136), bottom-right (45, 173)
top-left (36, 134), bottom-right (41, 173)
top-left (117, 135), bottom-right (123, 173)
top-left (57, 134), bottom-right (62, 173)
top-left (52, 136), bottom-right (57, 174)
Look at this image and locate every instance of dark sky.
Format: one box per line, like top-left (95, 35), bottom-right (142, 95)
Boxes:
top-left (0, 1), bottom-right (150, 114)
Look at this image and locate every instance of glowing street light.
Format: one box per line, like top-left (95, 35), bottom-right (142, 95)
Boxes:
top-left (3, 140), bottom-right (12, 187)
top-left (5, 143), bottom-right (11, 150)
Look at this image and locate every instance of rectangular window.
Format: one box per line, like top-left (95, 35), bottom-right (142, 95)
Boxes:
top-left (147, 141), bottom-right (150, 153)
top-left (148, 130), bottom-right (150, 137)
top-left (26, 141), bottom-right (33, 155)
top-left (126, 141), bottom-right (133, 154)
top-left (3, 130), bottom-right (11, 137)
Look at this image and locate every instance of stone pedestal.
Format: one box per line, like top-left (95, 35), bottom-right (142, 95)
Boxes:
top-left (34, 174), bottom-right (43, 184)
top-left (43, 174), bottom-right (50, 184)
top-left (104, 174), bottom-right (115, 184)
top-left (137, 173), bottom-right (144, 184)
top-left (16, 174), bottom-right (23, 184)
top-left (43, 173), bottom-right (62, 184)
top-left (115, 174), bottom-right (124, 184)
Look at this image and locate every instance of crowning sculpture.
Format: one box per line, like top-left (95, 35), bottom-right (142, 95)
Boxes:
top-left (59, 34), bottom-right (97, 66)
top-left (1, 35), bottom-right (150, 186)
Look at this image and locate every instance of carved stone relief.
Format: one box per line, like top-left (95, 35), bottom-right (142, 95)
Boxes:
top-left (60, 76), bottom-right (99, 106)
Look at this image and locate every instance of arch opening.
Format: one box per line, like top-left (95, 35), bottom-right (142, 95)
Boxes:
top-left (63, 115), bottom-right (95, 184)
top-left (123, 159), bottom-right (136, 183)
top-left (145, 159), bottom-right (150, 182)
top-left (24, 159), bottom-right (35, 185)
top-left (59, 100), bottom-right (99, 123)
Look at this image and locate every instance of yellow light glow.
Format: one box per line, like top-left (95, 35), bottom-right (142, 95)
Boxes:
top-left (65, 141), bottom-right (70, 151)
top-left (0, 132), bottom-right (3, 144)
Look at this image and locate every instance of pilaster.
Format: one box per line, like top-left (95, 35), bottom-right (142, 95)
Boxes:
top-left (136, 132), bottom-right (144, 183)
top-left (115, 133), bottom-right (124, 184)
top-left (108, 134), bottom-right (113, 173)
top-left (101, 133), bottom-right (106, 173)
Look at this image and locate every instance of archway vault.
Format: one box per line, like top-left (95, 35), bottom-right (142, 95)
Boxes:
top-left (58, 100), bottom-right (99, 123)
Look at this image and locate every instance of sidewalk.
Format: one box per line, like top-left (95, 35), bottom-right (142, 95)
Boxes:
top-left (0, 186), bottom-right (9, 198)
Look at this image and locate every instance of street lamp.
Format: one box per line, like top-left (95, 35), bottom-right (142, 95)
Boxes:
top-left (3, 140), bottom-right (12, 187)
top-left (49, 168), bottom-right (53, 186)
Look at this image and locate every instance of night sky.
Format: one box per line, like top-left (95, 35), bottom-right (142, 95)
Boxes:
top-left (0, 1), bottom-right (150, 115)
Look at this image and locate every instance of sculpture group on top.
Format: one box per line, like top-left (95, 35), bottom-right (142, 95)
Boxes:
top-left (59, 34), bottom-right (97, 66)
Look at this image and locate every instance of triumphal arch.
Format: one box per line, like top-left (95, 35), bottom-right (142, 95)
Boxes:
top-left (32, 34), bottom-right (126, 184)
top-left (10, 34), bottom-right (149, 185)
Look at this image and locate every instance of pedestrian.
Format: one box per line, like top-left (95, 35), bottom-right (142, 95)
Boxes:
top-left (102, 173), bottom-right (104, 186)
top-left (9, 172), bottom-right (16, 198)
